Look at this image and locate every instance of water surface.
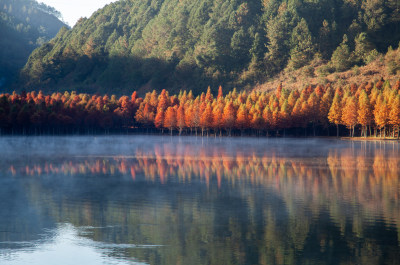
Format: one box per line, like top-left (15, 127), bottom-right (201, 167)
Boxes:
top-left (0, 136), bottom-right (399, 265)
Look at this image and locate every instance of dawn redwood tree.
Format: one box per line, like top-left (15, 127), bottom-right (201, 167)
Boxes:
top-left (374, 93), bottom-right (389, 138)
top-left (341, 96), bottom-right (358, 137)
top-left (200, 103), bottom-right (213, 136)
top-left (212, 104), bottom-right (223, 136)
top-left (190, 99), bottom-right (201, 135)
top-left (271, 107), bottom-right (280, 132)
top-left (217, 86), bottom-right (223, 99)
top-left (164, 106), bottom-right (176, 135)
top-left (236, 104), bottom-right (248, 135)
top-left (328, 93), bottom-right (342, 137)
top-left (300, 101), bottom-right (309, 131)
top-left (177, 104), bottom-right (185, 135)
top-left (279, 100), bottom-right (290, 135)
top-left (157, 89), bottom-right (169, 112)
top-left (291, 99), bottom-right (303, 128)
top-left (184, 103), bottom-right (194, 133)
top-left (287, 90), bottom-right (298, 109)
top-left (389, 95), bottom-right (400, 138)
top-left (394, 79), bottom-right (400, 91)
top-left (154, 108), bottom-right (164, 131)
top-left (319, 87), bottom-right (333, 132)
top-left (135, 102), bottom-right (155, 127)
top-left (149, 90), bottom-right (159, 109)
top-left (223, 100), bottom-right (236, 136)
top-left (307, 92), bottom-right (319, 136)
top-left (357, 90), bottom-right (372, 137)
top-left (262, 105), bottom-right (272, 135)
top-left (276, 83), bottom-right (283, 99)
top-left (251, 112), bottom-right (263, 135)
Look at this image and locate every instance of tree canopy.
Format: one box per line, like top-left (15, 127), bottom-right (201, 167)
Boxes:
top-left (17, 0), bottom-right (400, 95)
top-left (0, 0), bottom-right (67, 88)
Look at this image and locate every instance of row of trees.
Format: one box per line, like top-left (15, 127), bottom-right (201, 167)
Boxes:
top-left (0, 78), bottom-right (400, 137)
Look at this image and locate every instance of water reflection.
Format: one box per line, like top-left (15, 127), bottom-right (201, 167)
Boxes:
top-left (0, 224), bottom-right (149, 265)
top-left (0, 136), bottom-right (399, 265)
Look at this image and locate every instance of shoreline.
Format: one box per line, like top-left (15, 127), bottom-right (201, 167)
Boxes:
top-left (341, 137), bottom-right (400, 142)
top-left (1, 132), bottom-right (399, 142)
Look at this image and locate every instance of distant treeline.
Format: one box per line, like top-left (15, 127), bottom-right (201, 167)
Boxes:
top-left (1, 79), bottom-right (400, 137)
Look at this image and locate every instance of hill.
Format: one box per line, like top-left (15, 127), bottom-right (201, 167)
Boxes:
top-left (18, 0), bottom-right (400, 95)
top-left (256, 46), bottom-right (400, 92)
top-left (0, 0), bottom-right (67, 88)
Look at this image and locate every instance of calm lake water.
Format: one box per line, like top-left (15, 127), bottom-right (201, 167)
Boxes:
top-left (0, 136), bottom-right (399, 265)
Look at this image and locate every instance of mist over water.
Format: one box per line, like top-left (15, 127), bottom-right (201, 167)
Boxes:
top-left (0, 136), bottom-right (399, 265)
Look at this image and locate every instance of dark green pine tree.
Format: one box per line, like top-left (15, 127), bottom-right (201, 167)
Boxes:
top-left (331, 34), bottom-right (353, 72)
top-left (287, 18), bottom-right (316, 70)
top-left (353, 32), bottom-right (375, 64)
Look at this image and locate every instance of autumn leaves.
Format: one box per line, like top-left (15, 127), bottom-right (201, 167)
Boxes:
top-left (134, 80), bottom-right (400, 137)
top-left (328, 80), bottom-right (400, 138)
top-left (0, 79), bottom-right (399, 137)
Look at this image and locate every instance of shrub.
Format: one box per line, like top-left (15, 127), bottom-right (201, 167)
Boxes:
top-left (364, 49), bottom-right (380, 64)
top-left (302, 65), bottom-right (315, 77)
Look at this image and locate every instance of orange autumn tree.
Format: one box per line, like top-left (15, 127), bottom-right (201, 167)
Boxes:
top-left (217, 86), bottom-right (223, 99)
top-left (212, 104), bottom-right (224, 136)
top-left (328, 93), bottom-right (342, 137)
top-left (307, 92), bottom-right (319, 136)
top-left (200, 103), bottom-right (213, 136)
top-left (223, 100), bottom-right (236, 136)
top-left (191, 101), bottom-right (201, 135)
top-left (154, 108), bottom-right (164, 131)
top-left (389, 95), bottom-right (400, 138)
top-left (357, 89), bottom-right (372, 137)
top-left (184, 103), bottom-right (194, 134)
top-left (374, 93), bottom-right (389, 138)
top-left (262, 105), bottom-right (272, 134)
top-left (341, 96), bottom-right (358, 137)
top-left (164, 106), bottom-right (176, 135)
top-left (236, 104), bottom-right (249, 135)
top-left (177, 104), bottom-right (186, 135)
top-left (279, 100), bottom-right (291, 135)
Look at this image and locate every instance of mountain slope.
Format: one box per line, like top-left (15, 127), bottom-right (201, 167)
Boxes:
top-left (0, 0), bottom-right (67, 88)
top-left (19, 0), bottom-right (400, 95)
top-left (255, 46), bottom-right (400, 93)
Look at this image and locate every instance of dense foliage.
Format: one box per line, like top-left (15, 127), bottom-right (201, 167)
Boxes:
top-left (1, 78), bottom-right (400, 137)
top-left (19, 0), bottom-right (400, 95)
top-left (0, 0), bottom-right (67, 88)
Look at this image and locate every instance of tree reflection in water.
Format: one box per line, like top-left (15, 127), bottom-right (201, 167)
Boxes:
top-left (0, 137), bottom-right (399, 265)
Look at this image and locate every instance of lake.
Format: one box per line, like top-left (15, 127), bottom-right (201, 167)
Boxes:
top-left (0, 136), bottom-right (399, 265)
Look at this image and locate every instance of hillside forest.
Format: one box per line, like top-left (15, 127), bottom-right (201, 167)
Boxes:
top-left (0, 0), bottom-right (67, 88)
top-left (18, 0), bottom-right (400, 95)
top-left (1, 77), bottom-right (400, 138)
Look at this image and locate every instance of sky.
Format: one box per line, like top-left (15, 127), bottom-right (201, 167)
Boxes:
top-left (39, 0), bottom-right (118, 26)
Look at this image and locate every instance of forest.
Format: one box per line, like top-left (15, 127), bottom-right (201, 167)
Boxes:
top-left (17, 0), bottom-right (400, 95)
top-left (1, 78), bottom-right (400, 138)
top-left (0, 0), bottom-right (67, 88)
